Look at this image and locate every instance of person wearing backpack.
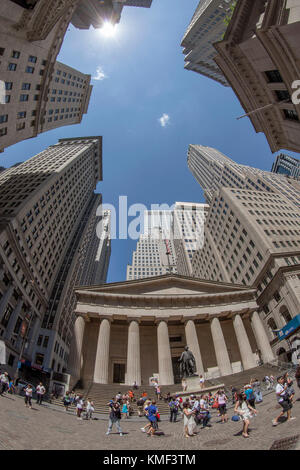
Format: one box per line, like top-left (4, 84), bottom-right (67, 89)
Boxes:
top-left (168, 396), bottom-right (179, 423)
top-left (244, 384), bottom-right (256, 409)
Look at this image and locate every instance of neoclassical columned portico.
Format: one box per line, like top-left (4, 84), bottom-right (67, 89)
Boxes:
top-left (71, 274), bottom-right (275, 386)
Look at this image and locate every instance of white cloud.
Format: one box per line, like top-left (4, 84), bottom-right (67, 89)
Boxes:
top-left (158, 113), bottom-right (170, 127)
top-left (92, 66), bottom-right (107, 81)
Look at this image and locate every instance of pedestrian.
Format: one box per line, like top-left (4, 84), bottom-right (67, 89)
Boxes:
top-left (8, 379), bottom-right (15, 394)
top-left (137, 395), bottom-right (145, 417)
top-left (234, 392), bottom-right (257, 438)
top-left (286, 378), bottom-right (295, 403)
top-left (199, 375), bottom-right (205, 390)
top-left (63, 391), bottom-right (71, 411)
top-left (76, 394), bottom-right (84, 420)
top-left (169, 396), bottom-right (179, 423)
top-left (86, 398), bottom-right (95, 420)
top-left (36, 382), bottom-right (46, 405)
top-left (295, 360), bottom-right (300, 390)
top-left (121, 400), bottom-right (129, 419)
top-left (231, 386), bottom-right (238, 404)
top-left (144, 400), bottom-right (159, 436)
top-left (216, 390), bottom-right (228, 423)
top-left (263, 375), bottom-right (271, 390)
top-left (106, 401), bottom-right (123, 436)
top-left (198, 395), bottom-right (212, 428)
top-left (183, 402), bottom-right (197, 438)
top-left (251, 378), bottom-right (263, 403)
top-left (244, 384), bottom-right (256, 409)
top-left (128, 389), bottom-right (134, 403)
top-left (272, 376), bottom-right (296, 426)
top-left (24, 384), bottom-right (33, 409)
top-left (0, 372), bottom-right (9, 395)
top-left (156, 385), bottom-right (161, 400)
top-left (133, 381), bottom-right (138, 390)
top-left (115, 391), bottom-right (122, 403)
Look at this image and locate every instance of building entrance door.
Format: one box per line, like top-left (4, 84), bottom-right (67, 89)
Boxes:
top-left (113, 363), bottom-right (125, 384)
top-left (172, 357), bottom-right (181, 384)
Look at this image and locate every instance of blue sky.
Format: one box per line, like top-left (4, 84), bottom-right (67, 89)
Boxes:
top-left (2, 0), bottom-right (299, 283)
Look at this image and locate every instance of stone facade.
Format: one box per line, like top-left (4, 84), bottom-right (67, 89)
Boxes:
top-left (214, 0), bottom-right (300, 153)
top-left (0, 0), bottom-right (92, 153)
top-left (0, 137), bottom-right (102, 377)
top-left (69, 275), bottom-right (275, 386)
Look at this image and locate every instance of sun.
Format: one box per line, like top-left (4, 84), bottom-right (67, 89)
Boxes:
top-left (100, 21), bottom-right (117, 38)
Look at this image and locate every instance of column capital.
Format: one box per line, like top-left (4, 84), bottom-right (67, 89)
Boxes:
top-left (155, 317), bottom-right (170, 325)
top-left (127, 317), bottom-right (141, 325)
top-left (99, 316), bottom-right (113, 324)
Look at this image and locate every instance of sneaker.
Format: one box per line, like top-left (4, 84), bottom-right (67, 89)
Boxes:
top-left (272, 419), bottom-right (278, 426)
top-left (141, 427), bottom-right (146, 432)
top-left (289, 417), bottom-right (296, 421)
top-left (120, 433), bottom-right (123, 436)
top-left (106, 432), bottom-right (110, 435)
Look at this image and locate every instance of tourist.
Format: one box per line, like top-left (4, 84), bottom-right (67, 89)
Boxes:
top-left (0, 372), bottom-right (9, 395)
top-left (295, 360), bottom-right (300, 390)
top-left (137, 395), bottom-right (145, 417)
top-left (142, 390), bottom-right (148, 399)
top-left (128, 389), bottom-right (134, 403)
top-left (133, 381), bottom-right (138, 390)
top-left (272, 376), bottom-right (296, 426)
top-left (86, 398), bottom-right (95, 420)
top-left (76, 394), bottom-right (84, 420)
top-left (234, 392), bottom-right (257, 438)
top-left (216, 390), bottom-right (228, 423)
top-left (169, 395), bottom-right (179, 423)
top-left (63, 391), bottom-right (71, 411)
top-left (199, 375), bottom-right (205, 390)
top-left (155, 384), bottom-right (161, 400)
top-left (231, 386), bottom-right (238, 405)
top-left (36, 382), bottom-right (46, 405)
top-left (244, 384), bottom-right (256, 409)
top-left (24, 384), bottom-right (33, 409)
top-left (263, 375), bottom-right (271, 390)
top-left (121, 400), bottom-right (129, 419)
top-left (198, 395), bottom-right (212, 428)
top-left (7, 379), bottom-right (15, 394)
top-left (144, 400), bottom-right (159, 436)
top-left (106, 401), bottom-right (123, 436)
top-left (251, 378), bottom-right (263, 403)
top-left (115, 391), bottom-right (122, 403)
top-left (286, 378), bottom-right (295, 403)
top-left (183, 402), bottom-right (197, 438)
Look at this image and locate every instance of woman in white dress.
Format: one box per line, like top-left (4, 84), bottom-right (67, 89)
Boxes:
top-left (183, 402), bottom-right (197, 438)
top-left (234, 392), bottom-right (258, 438)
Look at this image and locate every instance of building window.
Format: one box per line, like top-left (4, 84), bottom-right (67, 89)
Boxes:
top-left (20, 94), bottom-right (29, 101)
top-left (35, 353), bottom-right (44, 366)
top-left (0, 127), bottom-right (7, 137)
top-left (12, 50), bottom-right (20, 58)
top-left (8, 63), bottom-right (17, 71)
top-left (17, 111), bottom-right (26, 119)
top-left (1, 304), bottom-right (13, 327)
top-left (0, 115), bottom-right (8, 123)
top-left (5, 95), bottom-right (10, 103)
top-left (43, 336), bottom-right (49, 348)
top-left (25, 66), bottom-right (34, 73)
top-left (274, 291), bottom-right (281, 303)
top-left (22, 83), bottom-right (31, 90)
top-left (275, 90), bottom-right (290, 102)
top-left (13, 316), bottom-right (22, 334)
top-left (28, 55), bottom-right (37, 63)
top-left (16, 122), bottom-right (25, 131)
top-left (265, 70), bottom-right (283, 83)
top-left (283, 109), bottom-right (299, 121)
top-left (5, 82), bottom-right (13, 90)
top-left (8, 354), bottom-right (15, 367)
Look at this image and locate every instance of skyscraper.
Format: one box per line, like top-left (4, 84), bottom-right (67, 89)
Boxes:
top-left (126, 210), bottom-right (177, 280)
top-left (214, 0), bottom-right (300, 153)
top-left (188, 144), bottom-right (300, 362)
top-left (271, 154), bottom-right (300, 180)
top-left (173, 202), bottom-right (209, 277)
top-left (181, 0), bottom-right (234, 86)
top-left (0, 136), bottom-right (102, 377)
top-left (0, 0), bottom-right (92, 153)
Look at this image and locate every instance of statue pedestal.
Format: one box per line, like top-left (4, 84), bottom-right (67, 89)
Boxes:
top-left (181, 375), bottom-right (200, 392)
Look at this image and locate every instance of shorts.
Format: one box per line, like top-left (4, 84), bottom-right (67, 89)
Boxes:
top-left (218, 404), bottom-right (227, 415)
top-left (279, 399), bottom-right (292, 412)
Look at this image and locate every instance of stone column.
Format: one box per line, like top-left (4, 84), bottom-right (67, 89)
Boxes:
top-left (233, 314), bottom-right (257, 370)
top-left (0, 284), bottom-right (14, 319)
top-left (157, 320), bottom-right (174, 385)
top-left (93, 318), bottom-right (111, 384)
top-left (5, 299), bottom-right (23, 340)
top-left (126, 320), bottom-right (141, 386)
top-left (68, 315), bottom-right (86, 380)
top-left (251, 311), bottom-right (275, 363)
top-left (185, 319), bottom-right (204, 376)
top-left (26, 314), bottom-right (40, 358)
top-left (210, 317), bottom-right (232, 376)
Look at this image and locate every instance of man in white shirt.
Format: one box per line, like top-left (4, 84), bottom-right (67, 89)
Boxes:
top-left (36, 382), bottom-right (46, 405)
top-left (0, 372), bottom-right (9, 395)
top-left (272, 376), bottom-right (296, 426)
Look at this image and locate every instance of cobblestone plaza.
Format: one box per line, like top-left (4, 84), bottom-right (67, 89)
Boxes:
top-left (0, 389), bottom-right (299, 451)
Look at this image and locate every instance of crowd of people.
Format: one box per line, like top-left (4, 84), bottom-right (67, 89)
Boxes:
top-left (1, 363), bottom-right (300, 442)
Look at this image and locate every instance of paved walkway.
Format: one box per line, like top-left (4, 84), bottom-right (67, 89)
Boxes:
top-left (0, 390), bottom-right (299, 450)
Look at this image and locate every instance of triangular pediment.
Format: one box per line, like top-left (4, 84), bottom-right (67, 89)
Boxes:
top-left (76, 274), bottom-right (251, 297)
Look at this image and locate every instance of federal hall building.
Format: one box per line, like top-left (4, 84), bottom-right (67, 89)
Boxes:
top-left (68, 275), bottom-right (276, 386)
